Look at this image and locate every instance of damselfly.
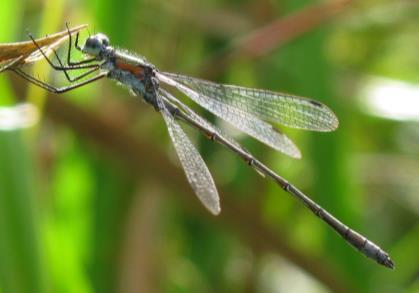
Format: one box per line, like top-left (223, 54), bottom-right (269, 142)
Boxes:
top-left (11, 24), bottom-right (394, 269)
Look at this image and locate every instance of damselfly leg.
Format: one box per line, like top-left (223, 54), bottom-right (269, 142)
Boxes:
top-left (65, 23), bottom-right (97, 66)
top-left (12, 68), bottom-right (106, 94)
top-left (27, 32), bottom-right (98, 72)
top-left (11, 25), bottom-right (105, 93)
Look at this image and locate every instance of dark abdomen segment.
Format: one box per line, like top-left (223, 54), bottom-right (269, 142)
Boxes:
top-left (284, 183), bottom-right (395, 268)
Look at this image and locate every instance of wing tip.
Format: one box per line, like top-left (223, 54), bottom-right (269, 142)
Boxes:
top-left (285, 146), bottom-right (302, 159)
top-left (209, 204), bottom-right (221, 215)
top-left (329, 113), bottom-right (340, 131)
top-left (293, 150), bottom-right (302, 159)
top-left (201, 195), bottom-right (221, 215)
top-left (312, 112), bottom-right (340, 132)
top-left (324, 105), bottom-right (340, 132)
top-left (276, 137), bottom-right (302, 159)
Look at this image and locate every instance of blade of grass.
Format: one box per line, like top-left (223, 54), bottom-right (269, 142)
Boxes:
top-left (0, 2), bottom-right (46, 292)
top-left (0, 131), bottom-right (45, 293)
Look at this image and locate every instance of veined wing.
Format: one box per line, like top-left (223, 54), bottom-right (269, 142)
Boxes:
top-left (161, 72), bottom-right (338, 132)
top-left (161, 88), bottom-right (267, 179)
top-left (157, 72), bottom-right (301, 159)
top-left (156, 93), bottom-right (220, 215)
top-left (160, 88), bottom-right (247, 153)
top-left (156, 92), bottom-right (394, 269)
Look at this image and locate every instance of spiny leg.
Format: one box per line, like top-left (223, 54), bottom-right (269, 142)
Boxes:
top-left (52, 48), bottom-right (102, 82)
top-left (13, 68), bottom-right (107, 93)
top-left (0, 56), bottom-right (24, 73)
top-left (28, 31), bottom-right (98, 71)
top-left (65, 22), bottom-right (97, 66)
top-left (74, 28), bottom-right (82, 51)
top-left (27, 25), bottom-right (101, 83)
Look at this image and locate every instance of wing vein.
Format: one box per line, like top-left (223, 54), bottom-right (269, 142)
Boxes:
top-left (156, 93), bottom-right (220, 215)
top-left (161, 72), bottom-right (339, 132)
top-left (157, 72), bottom-right (301, 158)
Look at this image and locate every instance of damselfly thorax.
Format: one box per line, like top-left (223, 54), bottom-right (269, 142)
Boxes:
top-left (90, 41), bottom-right (160, 108)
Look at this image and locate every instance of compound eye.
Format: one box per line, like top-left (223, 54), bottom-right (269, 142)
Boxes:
top-left (93, 40), bottom-right (100, 49)
top-left (82, 36), bottom-right (102, 56)
top-left (85, 37), bottom-right (94, 48)
top-left (101, 36), bottom-right (109, 47)
top-left (87, 37), bottom-right (100, 48)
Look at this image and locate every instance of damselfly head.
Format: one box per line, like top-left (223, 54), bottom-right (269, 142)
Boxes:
top-left (82, 33), bottom-right (110, 57)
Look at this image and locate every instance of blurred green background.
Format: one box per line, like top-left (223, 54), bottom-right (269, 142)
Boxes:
top-left (0, 0), bottom-right (418, 292)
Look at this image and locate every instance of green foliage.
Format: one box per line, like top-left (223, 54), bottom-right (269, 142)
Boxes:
top-left (0, 132), bottom-right (46, 293)
top-left (0, 0), bottom-right (418, 292)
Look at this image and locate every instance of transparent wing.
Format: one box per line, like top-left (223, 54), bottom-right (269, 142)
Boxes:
top-left (160, 72), bottom-right (338, 132)
top-left (160, 88), bottom-right (248, 153)
top-left (156, 93), bottom-right (220, 215)
top-left (157, 72), bottom-right (301, 159)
